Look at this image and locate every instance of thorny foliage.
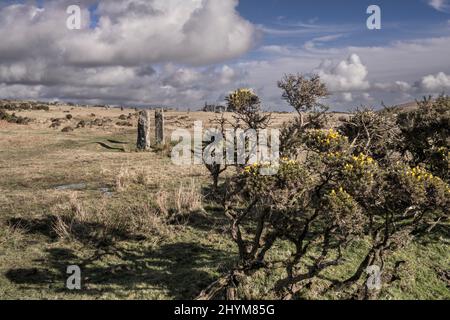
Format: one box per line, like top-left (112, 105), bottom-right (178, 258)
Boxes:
top-left (197, 77), bottom-right (450, 300)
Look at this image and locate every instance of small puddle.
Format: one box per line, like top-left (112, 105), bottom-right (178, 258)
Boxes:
top-left (54, 183), bottom-right (113, 196)
top-left (54, 183), bottom-right (87, 191)
top-left (99, 187), bottom-right (113, 197)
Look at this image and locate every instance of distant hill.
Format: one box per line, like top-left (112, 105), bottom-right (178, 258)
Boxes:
top-left (385, 101), bottom-right (419, 113)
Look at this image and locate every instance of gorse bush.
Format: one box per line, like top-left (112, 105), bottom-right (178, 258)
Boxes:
top-left (278, 74), bottom-right (330, 157)
top-left (202, 89), bottom-right (271, 188)
top-left (338, 107), bottom-right (400, 162)
top-left (397, 95), bottom-right (450, 182)
top-left (226, 88), bottom-right (271, 130)
top-left (226, 88), bottom-right (257, 112)
top-left (198, 76), bottom-right (450, 300)
top-left (304, 128), bottom-right (348, 153)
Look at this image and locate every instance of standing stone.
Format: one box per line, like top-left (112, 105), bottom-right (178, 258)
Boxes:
top-left (155, 109), bottom-right (165, 145)
top-left (137, 110), bottom-right (151, 150)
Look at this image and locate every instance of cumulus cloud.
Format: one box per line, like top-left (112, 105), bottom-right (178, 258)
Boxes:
top-left (0, 0), bottom-right (256, 67)
top-left (0, 1), bottom-right (449, 110)
top-left (315, 54), bottom-right (370, 92)
top-left (0, 0), bottom-right (257, 107)
top-left (373, 81), bottom-right (412, 93)
top-left (240, 35), bottom-right (450, 109)
top-left (63, 0), bottom-right (257, 66)
top-left (162, 64), bottom-right (240, 90)
top-left (419, 72), bottom-right (450, 92)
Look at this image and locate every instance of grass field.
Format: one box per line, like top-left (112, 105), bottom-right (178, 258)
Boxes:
top-left (0, 105), bottom-right (448, 300)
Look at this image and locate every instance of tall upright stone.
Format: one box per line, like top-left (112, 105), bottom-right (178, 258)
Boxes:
top-left (137, 110), bottom-right (151, 150)
top-left (155, 109), bottom-right (165, 145)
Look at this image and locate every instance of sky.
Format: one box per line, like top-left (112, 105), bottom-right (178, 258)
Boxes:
top-left (0, 0), bottom-right (449, 111)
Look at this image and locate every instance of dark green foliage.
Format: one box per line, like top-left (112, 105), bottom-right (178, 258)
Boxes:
top-left (0, 109), bottom-right (32, 125)
top-left (396, 95), bottom-right (450, 182)
top-left (278, 74), bottom-right (330, 157)
top-left (338, 107), bottom-right (401, 162)
top-left (198, 79), bottom-right (450, 300)
top-left (0, 101), bottom-right (49, 111)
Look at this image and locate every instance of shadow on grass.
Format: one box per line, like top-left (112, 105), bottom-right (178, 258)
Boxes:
top-left (5, 242), bottom-right (232, 299)
top-left (107, 139), bottom-right (128, 145)
top-left (413, 224), bottom-right (450, 245)
top-left (201, 184), bottom-right (226, 204)
top-left (8, 216), bottom-right (57, 240)
top-left (7, 216), bottom-right (145, 245)
top-left (95, 142), bottom-right (125, 151)
top-left (6, 213), bottom-right (234, 299)
top-left (186, 209), bottom-right (229, 235)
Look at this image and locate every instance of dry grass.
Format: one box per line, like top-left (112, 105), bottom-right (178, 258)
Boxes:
top-left (155, 190), bottom-right (170, 217)
top-left (0, 104), bottom-right (448, 300)
top-left (51, 191), bottom-right (175, 245)
top-left (134, 167), bottom-right (152, 186)
top-left (114, 166), bottom-right (164, 192)
top-left (0, 222), bottom-right (28, 249)
top-left (115, 166), bottom-right (131, 192)
top-left (155, 180), bottom-right (204, 224)
top-left (174, 181), bottom-right (203, 215)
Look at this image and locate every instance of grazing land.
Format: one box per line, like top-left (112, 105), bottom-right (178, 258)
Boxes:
top-left (0, 103), bottom-right (448, 300)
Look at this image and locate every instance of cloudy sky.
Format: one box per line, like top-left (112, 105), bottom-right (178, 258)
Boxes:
top-left (0, 0), bottom-right (450, 111)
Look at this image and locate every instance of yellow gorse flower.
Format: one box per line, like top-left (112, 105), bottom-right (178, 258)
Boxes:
top-left (326, 129), bottom-right (340, 140)
top-left (402, 166), bottom-right (450, 194)
top-left (351, 154), bottom-right (375, 165)
top-left (344, 163), bottom-right (354, 171)
top-left (344, 154), bottom-right (375, 173)
top-left (227, 88), bottom-right (256, 109)
top-left (307, 129), bottom-right (344, 146)
top-left (281, 157), bottom-right (297, 165)
top-left (405, 166), bottom-right (437, 182)
top-left (326, 151), bottom-right (343, 158)
top-left (243, 160), bottom-right (280, 176)
top-left (329, 186), bottom-right (351, 199)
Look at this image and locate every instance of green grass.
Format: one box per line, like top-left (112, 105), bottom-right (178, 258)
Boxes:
top-left (0, 117), bottom-right (448, 300)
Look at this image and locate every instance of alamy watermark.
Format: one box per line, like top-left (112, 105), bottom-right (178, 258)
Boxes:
top-left (171, 121), bottom-right (280, 176)
top-left (366, 265), bottom-right (382, 290)
top-left (367, 5), bottom-right (382, 30)
top-left (66, 5), bottom-right (81, 30)
top-left (66, 4), bottom-right (382, 31)
top-left (66, 265), bottom-right (81, 290)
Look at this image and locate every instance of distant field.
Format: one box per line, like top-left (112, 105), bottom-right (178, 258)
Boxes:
top-left (0, 105), bottom-right (448, 300)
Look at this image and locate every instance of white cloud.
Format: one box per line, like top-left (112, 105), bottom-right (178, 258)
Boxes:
top-left (315, 54), bottom-right (370, 92)
top-left (341, 92), bottom-right (353, 102)
top-left (0, 1), bottom-right (449, 110)
top-left (420, 72), bottom-right (450, 91)
top-left (303, 34), bottom-right (346, 50)
top-left (373, 81), bottom-right (412, 92)
top-left (0, 83), bottom-right (42, 100)
top-left (428, 0), bottom-right (450, 13)
top-left (393, 81), bottom-right (412, 92)
top-left (230, 34), bottom-right (450, 110)
top-left (0, 0), bottom-right (257, 107)
top-left (0, 0), bottom-right (256, 67)
top-left (258, 45), bottom-right (294, 55)
top-left (90, 0), bottom-right (255, 66)
top-left (362, 93), bottom-right (373, 102)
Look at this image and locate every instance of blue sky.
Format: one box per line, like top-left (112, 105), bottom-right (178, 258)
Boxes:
top-left (237, 0), bottom-right (450, 53)
top-left (234, 0), bottom-right (450, 109)
top-left (79, 0), bottom-right (450, 58)
top-left (238, 0), bottom-right (447, 25)
top-left (0, 0), bottom-right (449, 110)
top-left (82, 0), bottom-right (450, 47)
